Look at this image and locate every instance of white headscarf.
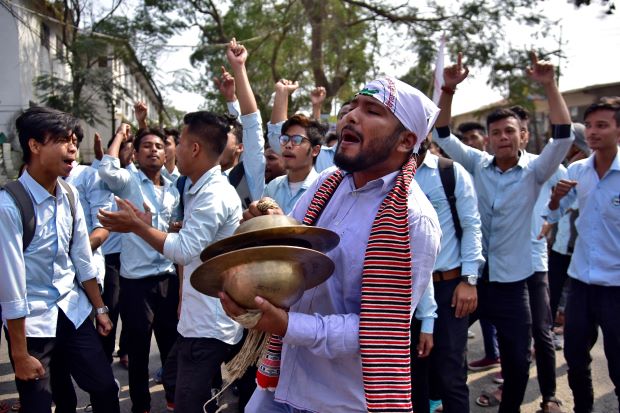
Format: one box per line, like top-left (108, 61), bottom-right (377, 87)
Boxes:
top-left (358, 76), bottom-right (440, 153)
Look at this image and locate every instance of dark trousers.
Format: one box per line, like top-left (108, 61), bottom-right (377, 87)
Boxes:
top-left (480, 318), bottom-right (500, 360)
top-left (162, 336), bottom-right (233, 413)
top-left (7, 311), bottom-right (119, 413)
top-left (410, 318), bottom-right (430, 413)
top-left (120, 273), bottom-right (179, 413)
top-left (474, 276), bottom-right (532, 413)
top-left (548, 250), bottom-right (571, 321)
top-left (101, 253), bottom-right (121, 362)
top-left (564, 279), bottom-right (620, 413)
top-left (428, 278), bottom-right (469, 413)
top-left (527, 271), bottom-right (557, 401)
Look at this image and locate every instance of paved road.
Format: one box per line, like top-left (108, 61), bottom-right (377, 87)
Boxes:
top-left (1, 322), bottom-right (617, 412)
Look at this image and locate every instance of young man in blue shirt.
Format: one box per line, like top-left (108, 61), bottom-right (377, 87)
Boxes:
top-left (545, 97), bottom-right (620, 413)
top-left (0, 107), bottom-right (119, 413)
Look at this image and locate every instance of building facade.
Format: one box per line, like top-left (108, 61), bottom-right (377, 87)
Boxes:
top-left (0, 0), bottom-right (163, 183)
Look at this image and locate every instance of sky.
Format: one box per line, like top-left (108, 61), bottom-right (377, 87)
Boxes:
top-left (152, 0), bottom-right (620, 116)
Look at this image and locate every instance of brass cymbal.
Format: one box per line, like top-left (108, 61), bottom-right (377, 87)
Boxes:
top-left (200, 215), bottom-right (340, 261)
top-left (191, 246), bottom-right (335, 309)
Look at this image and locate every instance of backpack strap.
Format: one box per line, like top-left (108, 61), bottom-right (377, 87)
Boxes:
top-left (2, 181), bottom-right (36, 251)
top-left (57, 178), bottom-right (76, 253)
top-left (437, 157), bottom-right (463, 241)
top-left (175, 175), bottom-right (188, 220)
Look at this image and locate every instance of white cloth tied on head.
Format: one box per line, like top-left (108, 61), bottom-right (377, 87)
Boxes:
top-left (358, 76), bottom-right (440, 153)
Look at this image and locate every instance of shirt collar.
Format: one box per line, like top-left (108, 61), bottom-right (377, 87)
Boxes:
top-left (137, 169), bottom-right (172, 187)
top-left (585, 148), bottom-right (620, 172)
top-left (19, 170), bottom-right (57, 205)
top-left (420, 153), bottom-right (438, 170)
top-left (345, 168), bottom-right (400, 194)
top-left (484, 150), bottom-right (526, 170)
top-left (188, 165), bottom-right (221, 195)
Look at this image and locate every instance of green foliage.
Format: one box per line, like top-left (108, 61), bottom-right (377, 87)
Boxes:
top-left (139, 0), bottom-right (565, 120)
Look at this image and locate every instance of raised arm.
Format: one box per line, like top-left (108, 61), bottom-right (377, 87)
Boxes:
top-left (226, 38), bottom-right (257, 116)
top-left (310, 86), bottom-right (326, 120)
top-left (526, 52), bottom-right (574, 183)
top-left (525, 51), bottom-right (571, 125)
top-left (134, 101), bottom-right (148, 130)
top-left (433, 53), bottom-right (486, 173)
top-left (98, 123), bottom-right (133, 194)
top-left (268, 79), bottom-right (299, 154)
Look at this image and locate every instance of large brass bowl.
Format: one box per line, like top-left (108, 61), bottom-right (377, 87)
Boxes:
top-left (200, 215), bottom-right (340, 261)
top-left (191, 245), bottom-right (334, 309)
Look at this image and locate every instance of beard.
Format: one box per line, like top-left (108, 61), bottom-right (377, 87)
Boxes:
top-left (334, 126), bottom-right (402, 172)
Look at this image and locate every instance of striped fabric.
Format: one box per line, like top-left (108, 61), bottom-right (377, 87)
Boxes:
top-left (257, 155), bottom-right (417, 412)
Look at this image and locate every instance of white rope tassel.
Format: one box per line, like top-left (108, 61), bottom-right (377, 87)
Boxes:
top-left (203, 310), bottom-right (271, 413)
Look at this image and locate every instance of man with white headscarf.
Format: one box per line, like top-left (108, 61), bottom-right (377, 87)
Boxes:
top-left (221, 76), bottom-right (442, 413)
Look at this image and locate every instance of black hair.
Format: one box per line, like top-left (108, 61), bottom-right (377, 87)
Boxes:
top-left (183, 111), bottom-right (237, 156)
top-left (163, 128), bottom-right (180, 146)
top-left (282, 114), bottom-right (328, 147)
top-left (15, 106), bottom-right (80, 163)
top-left (325, 132), bottom-right (338, 146)
top-left (486, 108), bottom-right (520, 131)
top-left (508, 105), bottom-right (530, 122)
top-left (134, 127), bottom-right (166, 150)
top-left (457, 121), bottom-right (486, 135)
top-left (584, 96), bottom-right (620, 126)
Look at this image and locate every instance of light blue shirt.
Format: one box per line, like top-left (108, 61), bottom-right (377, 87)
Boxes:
top-left (414, 279), bottom-right (437, 334)
top-left (544, 150), bottom-right (620, 286)
top-left (161, 165), bottom-right (180, 183)
top-left (0, 171), bottom-right (98, 337)
top-left (66, 163), bottom-right (114, 284)
top-left (163, 165), bottom-right (243, 343)
top-left (238, 110), bottom-right (266, 202)
top-left (263, 168), bottom-right (319, 214)
top-left (551, 198), bottom-right (577, 256)
top-left (267, 121), bottom-right (336, 172)
top-left (415, 153), bottom-right (484, 276)
top-left (275, 168), bottom-right (441, 412)
top-left (434, 129), bottom-right (573, 282)
top-left (524, 153), bottom-right (567, 272)
top-left (98, 155), bottom-right (179, 278)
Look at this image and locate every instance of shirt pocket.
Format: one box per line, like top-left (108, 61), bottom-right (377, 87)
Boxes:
top-left (600, 187), bottom-right (620, 232)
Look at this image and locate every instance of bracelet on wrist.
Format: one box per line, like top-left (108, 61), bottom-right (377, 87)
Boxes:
top-left (441, 85), bottom-right (456, 95)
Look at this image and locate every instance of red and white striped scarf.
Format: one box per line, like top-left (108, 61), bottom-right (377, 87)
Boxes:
top-left (257, 154), bottom-right (417, 412)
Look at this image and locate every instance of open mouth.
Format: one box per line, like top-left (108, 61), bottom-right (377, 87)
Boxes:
top-left (340, 128), bottom-right (362, 144)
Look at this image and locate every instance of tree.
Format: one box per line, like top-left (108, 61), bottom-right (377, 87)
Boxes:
top-left (34, 0), bottom-right (166, 127)
top-left (139, 0), bottom-right (556, 119)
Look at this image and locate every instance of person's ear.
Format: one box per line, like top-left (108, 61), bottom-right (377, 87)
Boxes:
top-left (311, 144), bottom-right (321, 158)
top-left (397, 131), bottom-right (417, 153)
top-left (28, 138), bottom-right (41, 157)
top-left (236, 142), bottom-right (244, 155)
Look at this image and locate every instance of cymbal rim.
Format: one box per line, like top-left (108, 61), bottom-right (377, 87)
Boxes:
top-left (191, 245), bottom-right (335, 308)
top-left (199, 225), bottom-right (340, 261)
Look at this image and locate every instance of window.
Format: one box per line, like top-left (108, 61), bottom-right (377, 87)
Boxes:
top-left (40, 23), bottom-right (50, 49)
top-left (56, 36), bottom-right (64, 60)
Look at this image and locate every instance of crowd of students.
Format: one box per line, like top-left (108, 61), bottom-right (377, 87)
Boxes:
top-left (0, 39), bottom-right (619, 413)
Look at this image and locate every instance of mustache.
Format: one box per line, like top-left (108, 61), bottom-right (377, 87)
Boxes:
top-left (339, 125), bottom-right (363, 141)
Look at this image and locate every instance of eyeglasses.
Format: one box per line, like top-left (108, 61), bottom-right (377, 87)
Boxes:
top-left (279, 134), bottom-right (310, 146)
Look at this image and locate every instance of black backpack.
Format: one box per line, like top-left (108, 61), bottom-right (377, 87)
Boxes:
top-left (437, 157), bottom-right (463, 241)
top-left (1, 179), bottom-right (76, 251)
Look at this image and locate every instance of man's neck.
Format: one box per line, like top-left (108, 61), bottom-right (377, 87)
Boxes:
top-left (165, 161), bottom-right (176, 174)
top-left (141, 167), bottom-right (162, 186)
top-left (287, 164), bottom-right (313, 183)
top-left (27, 164), bottom-right (58, 195)
top-left (189, 160), bottom-right (218, 184)
top-left (594, 146), bottom-right (618, 179)
top-left (494, 155), bottom-right (519, 172)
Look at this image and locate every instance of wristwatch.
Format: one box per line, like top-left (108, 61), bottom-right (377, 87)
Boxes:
top-left (460, 275), bottom-right (478, 286)
top-left (95, 305), bottom-right (110, 315)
